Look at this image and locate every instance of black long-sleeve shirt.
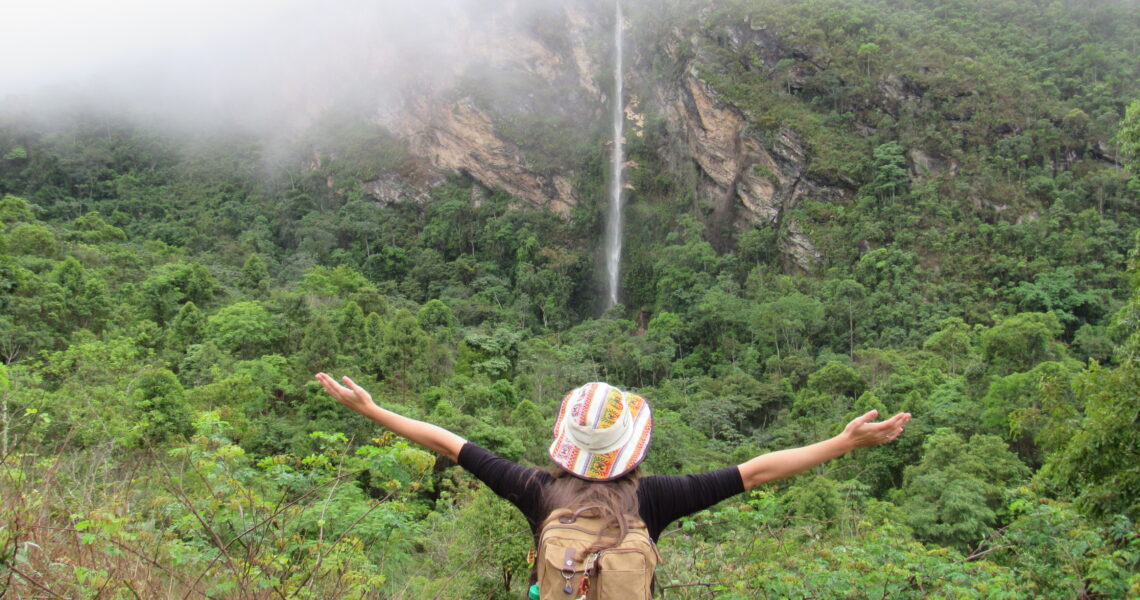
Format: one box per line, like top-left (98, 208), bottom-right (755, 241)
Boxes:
top-left (457, 442), bottom-right (744, 541)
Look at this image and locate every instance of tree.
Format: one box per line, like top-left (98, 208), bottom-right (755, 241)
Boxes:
top-left (0, 194), bottom-right (35, 225)
top-left (1039, 361), bottom-right (1140, 519)
top-left (363, 245), bottom-right (409, 282)
top-left (1118, 98), bottom-right (1140, 167)
top-left (7, 223), bottom-right (58, 257)
top-left (1044, 240), bottom-right (1140, 522)
top-left (508, 398), bottom-right (548, 465)
top-left (514, 262), bottom-right (574, 330)
top-left (980, 360), bottom-right (1079, 467)
top-left (823, 278), bottom-right (866, 355)
top-left (336, 300), bottom-right (367, 357)
top-left (852, 248), bottom-right (925, 345)
top-left (856, 42), bottom-right (881, 76)
top-left (758, 292), bottom-right (825, 359)
top-left (300, 264), bottom-right (375, 297)
top-left (139, 262), bottom-right (218, 325)
top-left (1112, 232), bottom-right (1140, 361)
top-left (37, 335), bottom-right (149, 446)
top-left (424, 487), bottom-right (531, 597)
top-left (896, 428), bottom-right (1029, 551)
top-left (806, 361), bottom-right (866, 398)
top-left (68, 211), bottom-right (126, 243)
top-left (0, 258), bottom-right (65, 358)
top-left (922, 317), bottom-right (976, 374)
top-left (299, 315), bottom-right (340, 374)
top-left (866, 141), bottom-right (909, 202)
top-left (653, 218), bottom-right (719, 314)
top-left (51, 256), bottom-right (109, 332)
top-left (1012, 267), bottom-right (1104, 336)
top-left (382, 309), bottom-right (430, 397)
top-left (781, 475), bottom-right (842, 526)
top-left (774, 57), bottom-right (797, 94)
top-left (458, 328), bottom-right (520, 381)
top-left (185, 263), bottom-right (218, 306)
top-left (0, 363), bottom-right (11, 456)
top-left (205, 301), bottom-right (280, 359)
top-left (979, 312), bottom-right (1064, 375)
top-left (361, 311), bottom-right (386, 377)
top-left (130, 368), bottom-right (190, 444)
top-left (178, 342), bottom-right (229, 387)
top-left (168, 301), bottom-right (206, 348)
top-left (240, 253), bottom-right (270, 296)
top-left (417, 299), bottom-right (457, 339)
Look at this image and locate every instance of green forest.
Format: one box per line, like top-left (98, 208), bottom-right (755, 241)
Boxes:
top-left (2, 0), bottom-right (1140, 597)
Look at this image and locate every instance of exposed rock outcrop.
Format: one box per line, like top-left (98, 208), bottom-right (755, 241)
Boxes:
top-left (396, 98), bottom-right (576, 215)
top-left (658, 71), bottom-right (834, 271)
top-left (361, 170), bottom-right (441, 206)
top-left (376, 2), bottom-right (607, 216)
top-left (909, 148), bottom-right (958, 177)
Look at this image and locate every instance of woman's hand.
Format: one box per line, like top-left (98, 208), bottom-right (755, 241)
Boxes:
top-left (841, 409), bottom-right (911, 449)
top-left (738, 409), bottom-right (914, 490)
top-left (313, 372), bottom-right (465, 460)
top-left (315, 372), bottom-right (377, 416)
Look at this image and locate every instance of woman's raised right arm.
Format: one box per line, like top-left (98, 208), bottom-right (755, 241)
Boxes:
top-left (315, 373), bottom-right (466, 461)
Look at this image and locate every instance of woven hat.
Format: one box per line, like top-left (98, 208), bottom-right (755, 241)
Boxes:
top-left (548, 382), bottom-right (653, 481)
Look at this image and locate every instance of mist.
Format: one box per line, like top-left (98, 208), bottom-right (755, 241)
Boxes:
top-left (1, 0), bottom-right (585, 136)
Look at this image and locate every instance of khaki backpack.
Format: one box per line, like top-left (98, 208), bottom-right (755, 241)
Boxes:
top-left (534, 506), bottom-right (660, 600)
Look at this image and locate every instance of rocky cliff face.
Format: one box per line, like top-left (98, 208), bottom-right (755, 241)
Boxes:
top-left (655, 70), bottom-right (824, 270)
top-left (375, 1), bottom-right (607, 216)
top-left (393, 96), bottom-right (579, 214)
top-left (364, 1), bottom-right (834, 271)
top-left (625, 16), bottom-right (842, 272)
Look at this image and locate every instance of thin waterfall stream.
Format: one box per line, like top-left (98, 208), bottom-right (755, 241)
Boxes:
top-left (604, 0), bottom-right (624, 310)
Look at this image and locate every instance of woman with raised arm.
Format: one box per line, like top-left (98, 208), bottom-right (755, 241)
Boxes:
top-left (315, 373), bottom-right (910, 600)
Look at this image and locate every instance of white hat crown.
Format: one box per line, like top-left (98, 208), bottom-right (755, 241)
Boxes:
top-left (564, 395), bottom-right (633, 454)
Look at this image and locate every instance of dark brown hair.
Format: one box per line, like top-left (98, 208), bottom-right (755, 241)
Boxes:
top-left (540, 467), bottom-right (641, 557)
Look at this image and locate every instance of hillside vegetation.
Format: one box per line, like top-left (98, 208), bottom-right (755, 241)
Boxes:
top-left (2, 0), bottom-right (1140, 597)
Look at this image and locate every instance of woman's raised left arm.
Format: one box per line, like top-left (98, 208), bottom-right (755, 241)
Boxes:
top-left (737, 409), bottom-right (910, 491)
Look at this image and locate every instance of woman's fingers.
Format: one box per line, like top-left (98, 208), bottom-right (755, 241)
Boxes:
top-left (872, 412), bottom-right (910, 430)
top-left (874, 413), bottom-right (910, 443)
top-left (342, 376), bottom-right (372, 402)
top-left (854, 409), bottom-right (879, 426)
top-left (844, 409), bottom-right (878, 435)
top-left (316, 373), bottom-right (354, 403)
top-left (848, 411), bottom-right (911, 447)
top-left (316, 373), bottom-right (338, 391)
top-left (315, 373), bottom-right (374, 414)
top-left (886, 412), bottom-right (911, 426)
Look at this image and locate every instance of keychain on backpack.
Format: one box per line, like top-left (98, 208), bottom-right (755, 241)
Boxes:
top-left (574, 552), bottom-right (598, 600)
top-left (574, 573), bottom-right (589, 600)
top-left (561, 567), bottom-right (574, 595)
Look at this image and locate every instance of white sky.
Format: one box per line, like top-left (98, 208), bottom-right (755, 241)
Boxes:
top-left (0, 0), bottom-right (307, 95)
top-left (0, 0), bottom-right (571, 132)
top-left (0, 0), bottom-right (492, 130)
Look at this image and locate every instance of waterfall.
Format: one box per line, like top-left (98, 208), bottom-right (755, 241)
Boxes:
top-left (604, 0), bottom-right (624, 310)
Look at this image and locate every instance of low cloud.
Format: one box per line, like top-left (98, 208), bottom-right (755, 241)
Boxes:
top-left (1, 0), bottom-right (582, 134)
